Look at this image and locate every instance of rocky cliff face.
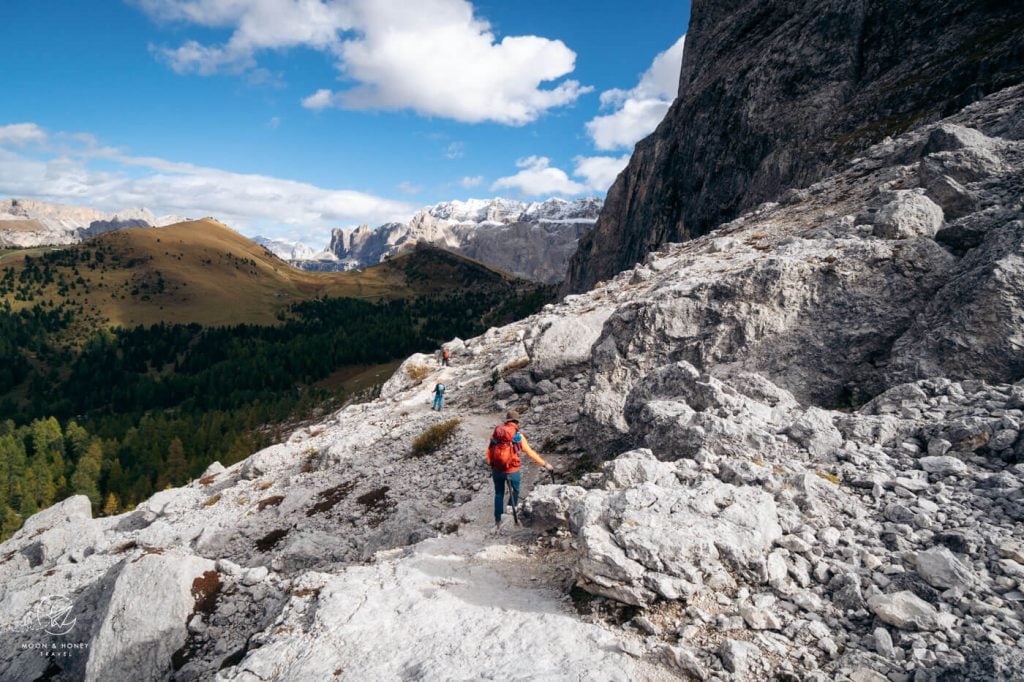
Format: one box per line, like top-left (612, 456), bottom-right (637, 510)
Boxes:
top-left (299, 197), bottom-right (601, 283)
top-left (2, 86), bottom-right (1023, 681)
top-left (0, 198), bottom-right (184, 247)
top-left (564, 0), bottom-right (1024, 293)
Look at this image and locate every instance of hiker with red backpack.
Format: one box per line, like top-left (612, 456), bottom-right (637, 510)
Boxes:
top-left (486, 410), bottom-right (552, 530)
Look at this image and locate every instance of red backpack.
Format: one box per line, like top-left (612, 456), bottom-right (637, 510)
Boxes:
top-left (488, 423), bottom-right (521, 473)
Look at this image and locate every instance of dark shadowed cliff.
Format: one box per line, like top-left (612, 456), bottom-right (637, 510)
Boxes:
top-left (564, 0), bottom-right (1024, 293)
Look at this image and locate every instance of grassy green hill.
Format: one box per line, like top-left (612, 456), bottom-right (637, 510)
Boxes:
top-left (0, 219), bottom-right (532, 328)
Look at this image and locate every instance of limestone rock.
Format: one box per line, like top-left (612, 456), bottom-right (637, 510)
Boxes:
top-left (915, 546), bottom-right (975, 590)
top-left (872, 190), bottom-right (944, 240)
top-left (719, 639), bottom-right (759, 674)
top-left (85, 552), bottom-right (216, 681)
top-left (919, 455), bottom-right (967, 476)
top-left (19, 495), bottom-right (92, 536)
top-left (867, 591), bottom-right (957, 631)
top-left (525, 308), bottom-right (611, 377)
top-left (787, 408), bottom-right (843, 459)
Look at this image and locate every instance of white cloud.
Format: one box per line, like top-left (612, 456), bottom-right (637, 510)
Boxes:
top-left (397, 181), bottom-right (422, 195)
top-left (459, 175), bottom-right (484, 188)
top-left (0, 123), bottom-right (47, 147)
top-left (585, 35), bottom-right (684, 151)
top-left (573, 155), bottom-right (630, 192)
top-left (301, 88), bottom-right (334, 110)
top-left (267, 116), bottom-right (281, 129)
top-left (491, 156), bottom-right (586, 197)
top-left (0, 122), bottom-right (415, 246)
top-left (137, 0), bottom-right (589, 125)
top-left (445, 142), bottom-right (465, 159)
top-left (489, 153), bottom-right (629, 197)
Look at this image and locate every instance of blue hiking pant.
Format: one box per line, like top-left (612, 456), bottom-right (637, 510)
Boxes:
top-left (432, 394), bottom-right (444, 410)
top-left (492, 470), bottom-right (520, 523)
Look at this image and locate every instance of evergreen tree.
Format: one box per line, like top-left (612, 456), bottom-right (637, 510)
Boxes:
top-left (162, 437), bottom-right (188, 488)
top-left (70, 441), bottom-right (102, 507)
top-left (101, 492), bottom-right (119, 516)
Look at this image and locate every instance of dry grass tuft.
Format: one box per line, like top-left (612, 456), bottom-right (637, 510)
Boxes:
top-left (257, 495), bottom-right (285, 511)
top-left (406, 363), bottom-right (432, 382)
top-left (816, 470), bottom-right (841, 485)
top-left (411, 418), bottom-right (462, 457)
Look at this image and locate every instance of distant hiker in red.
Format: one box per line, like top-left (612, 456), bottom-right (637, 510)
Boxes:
top-left (486, 410), bottom-right (552, 529)
top-left (442, 347), bottom-right (451, 367)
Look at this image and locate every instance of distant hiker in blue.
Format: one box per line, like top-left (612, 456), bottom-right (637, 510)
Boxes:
top-left (432, 382), bottom-right (446, 411)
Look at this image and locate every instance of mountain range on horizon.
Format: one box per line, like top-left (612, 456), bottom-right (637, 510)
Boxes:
top-left (0, 198), bottom-right (185, 248)
top-left (1, 195), bottom-right (603, 284)
top-left (288, 196), bottom-right (602, 283)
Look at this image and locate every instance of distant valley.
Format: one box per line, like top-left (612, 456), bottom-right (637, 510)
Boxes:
top-left (0, 217), bottom-right (551, 536)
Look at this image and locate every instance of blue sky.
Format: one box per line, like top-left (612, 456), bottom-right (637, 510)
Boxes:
top-left (0, 0), bottom-right (689, 246)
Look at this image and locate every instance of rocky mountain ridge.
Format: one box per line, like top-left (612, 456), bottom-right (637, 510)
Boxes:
top-left (251, 236), bottom-right (320, 262)
top-left (1, 83), bottom-right (1022, 680)
top-left (296, 197), bottom-right (602, 283)
top-left (0, 198), bottom-right (185, 247)
top-left (564, 0), bottom-right (1024, 293)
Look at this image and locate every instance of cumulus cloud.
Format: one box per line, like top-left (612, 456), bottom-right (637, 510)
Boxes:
top-left (573, 155), bottom-right (630, 192)
top-left (491, 156), bottom-right (586, 196)
top-left (0, 123), bottom-right (48, 147)
top-left (397, 181), bottom-right (422, 195)
top-left (459, 175), bottom-right (484, 188)
top-left (137, 0), bottom-right (589, 125)
top-left (0, 122), bottom-right (415, 246)
top-left (490, 153), bottom-right (629, 197)
top-left (585, 35), bottom-right (684, 151)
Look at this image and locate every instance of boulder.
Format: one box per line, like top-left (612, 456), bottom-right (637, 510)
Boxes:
top-left (867, 590), bottom-right (957, 631)
top-left (602, 449), bottom-right (678, 489)
top-left (719, 639), bottom-right (759, 674)
top-left (85, 552), bottom-right (217, 681)
top-left (657, 644), bottom-right (707, 680)
top-left (919, 455), bottom-right (967, 476)
top-left (872, 190), bottom-right (944, 240)
top-left (786, 408), bottom-right (843, 459)
top-left (922, 123), bottom-right (997, 155)
top-left (525, 309), bottom-right (611, 377)
top-left (915, 546), bottom-right (975, 590)
top-left (567, 454), bottom-right (782, 605)
top-left (20, 495), bottom-right (92, 536)
top-left (522, 484), bottom-right (585, 531)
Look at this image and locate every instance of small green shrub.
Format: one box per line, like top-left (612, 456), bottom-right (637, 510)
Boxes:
top-left (411, 418), bottom-right (462, 457)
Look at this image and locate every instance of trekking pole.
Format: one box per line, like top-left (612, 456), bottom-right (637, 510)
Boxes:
top-left (506, 479), bottom-right (519, 525)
